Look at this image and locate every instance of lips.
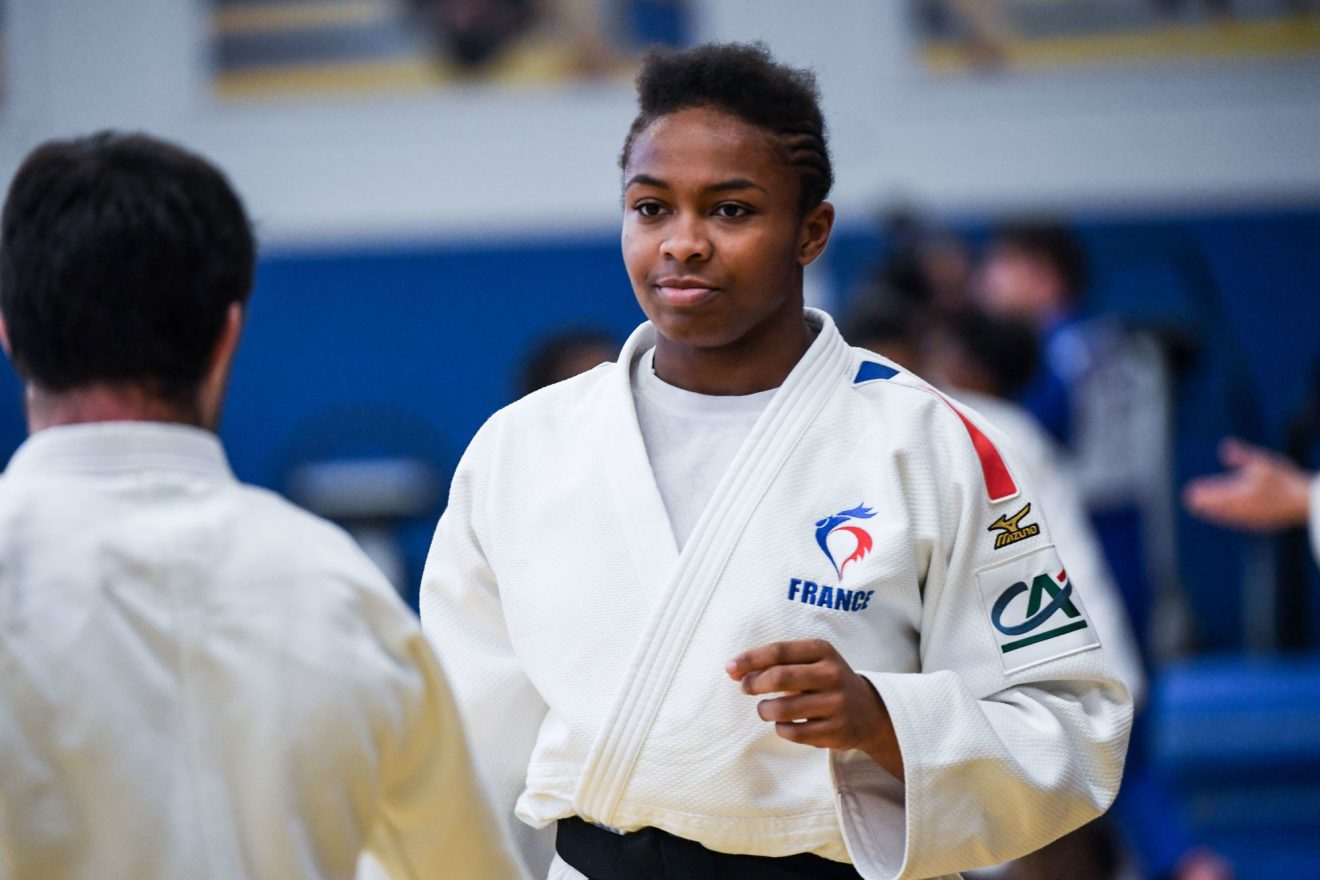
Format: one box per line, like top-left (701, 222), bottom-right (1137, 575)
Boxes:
top-left (654, 277), bottom-right (720, 308)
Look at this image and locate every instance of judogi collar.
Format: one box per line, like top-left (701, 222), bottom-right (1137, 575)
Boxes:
top-left (5, 421), bottom-right (235, 482)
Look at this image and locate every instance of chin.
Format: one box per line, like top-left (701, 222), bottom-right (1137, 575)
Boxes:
top-left (649, 312), bottom-right (735, 348)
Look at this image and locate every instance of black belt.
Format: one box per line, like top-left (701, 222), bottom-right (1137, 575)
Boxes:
top-left (556, 816), bottom-right (864, 880)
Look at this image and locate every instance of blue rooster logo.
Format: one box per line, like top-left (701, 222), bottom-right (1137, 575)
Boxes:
top-left (815, 504), bottom-right (877, 579)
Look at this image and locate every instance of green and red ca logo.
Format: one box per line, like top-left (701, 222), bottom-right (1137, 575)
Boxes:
top-left (976, 547), bottom-right (1100, 673)
top-left (991, 568), bottom-right (1087, 654)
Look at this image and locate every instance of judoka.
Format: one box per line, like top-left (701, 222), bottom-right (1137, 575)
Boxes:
top-left (0, 132), bottom-right (518, 880)
top-left (422, 43), bottom-right (1133, 880)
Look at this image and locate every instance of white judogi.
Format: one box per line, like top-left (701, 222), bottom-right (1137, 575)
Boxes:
top-left (422, 310), bottom-right (1132, 880)
top-left (0, 422), bottom-right (517, 880)
top-left (949, 391), bottom-right (1147, 706)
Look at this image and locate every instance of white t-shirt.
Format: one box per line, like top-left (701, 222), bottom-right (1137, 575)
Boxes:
top-left (631, 347), bottom-right (775, 550)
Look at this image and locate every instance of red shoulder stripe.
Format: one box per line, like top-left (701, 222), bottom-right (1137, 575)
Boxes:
top-left (932, 390), bottom-right (1019, 503)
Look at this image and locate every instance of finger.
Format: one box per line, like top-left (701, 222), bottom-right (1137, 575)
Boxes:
top-left (1220, 437), bottom-right (1276, 471)
top-left (1219, 437), bottom-right (1253, 468)
top-left (774, 718), bottom-right (841, 748)
top-left (741, 660), bottom-right (844, 696)
top-left (727, 639), bottom-right (836, 679)
top-left (756, 692), bottom-right (841, 724)
top-left (1182, 479), bottom-right (1278, 531)
top-left (1182, 476), bottom-right (1245, 512)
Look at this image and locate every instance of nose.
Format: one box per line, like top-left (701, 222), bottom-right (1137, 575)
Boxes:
top-left (660, 213), bottom-right (711, 264)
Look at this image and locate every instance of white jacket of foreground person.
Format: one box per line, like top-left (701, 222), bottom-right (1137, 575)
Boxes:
top-left (422, 311), bottom-right (1133, 880)
top-left (0, 423), bottom-right (518, 880)
top-left (948, 390), bottom-right (1148, 706)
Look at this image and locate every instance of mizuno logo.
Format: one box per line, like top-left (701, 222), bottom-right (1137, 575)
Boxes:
top-left (987, 502), bottom-right (1041, 550)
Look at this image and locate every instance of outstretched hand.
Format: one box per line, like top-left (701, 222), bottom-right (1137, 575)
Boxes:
top-left (1183, 438), bottom-right (1312, 532)
top-left (727, 638), bottom-right (904, 780)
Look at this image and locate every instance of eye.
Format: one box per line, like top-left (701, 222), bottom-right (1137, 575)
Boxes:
top-left (634, 200), bottom-right (666, 218)
top-left (713, 203), bottom-right (752, 219)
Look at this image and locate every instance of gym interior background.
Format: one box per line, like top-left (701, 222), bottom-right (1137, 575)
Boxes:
top-left (1, 1), bottom-right (1318, 875)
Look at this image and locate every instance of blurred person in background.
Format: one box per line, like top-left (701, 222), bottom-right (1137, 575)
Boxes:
top-left (0, 132), bottom-right (517, 880)
top-left (976, 220), bottom-right (1180, 664)
top-left (972, 221), bottom-right (1227, 880)
top-left (847, 228), bottom-right (1232, 880)
top-left (1184, 437), bottom-right (1319, 564)
top-left (519, 327), bottom-right (618, 397)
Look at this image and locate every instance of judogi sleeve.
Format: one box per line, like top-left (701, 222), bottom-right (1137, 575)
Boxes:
top-left (360, 617), bottom-right (521, 880)
top-left (830, 402), bottom-right (1133, 880)
top-left (420, 415), bottom-right (551, 880)
top-left (998, 404), bottom-right (1146, 706)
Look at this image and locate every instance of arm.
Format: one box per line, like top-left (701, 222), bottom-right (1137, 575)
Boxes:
top-left (364, 626), bottom-right (522, 880)
top-left (1013, 413), bottom-right (1147, 705)
top-left (734, 403), bottom-right (1132, 879)
top-left (1183, 438), bottom-right (1313, 533)
top-left (418, 419), bottom-right (552, 880)
top-left (850, 410), bottom-right (1131, 879)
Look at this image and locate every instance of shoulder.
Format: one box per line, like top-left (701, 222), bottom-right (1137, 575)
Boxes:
top-left (845, 351), bottom-right (986, 443)
top-left (231, 483), bottom-right (400, 604)
top-left (845, 353), bottom-right (1026, 507)
top-left (461, 359), bottom-right (618, 461)
top-left (951, 391), bottom-right (1054, 465)
top-left (497, 359), bottom-right (615, 421)
top-left (234, 483), bottom-right (425, 668)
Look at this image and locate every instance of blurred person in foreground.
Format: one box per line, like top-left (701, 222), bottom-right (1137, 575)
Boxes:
top-left (0, 132), bottom-right (517, 880)
top-left (1184, 438), bottom-right (1319, 564)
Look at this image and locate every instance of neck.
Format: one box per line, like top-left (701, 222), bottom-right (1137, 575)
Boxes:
top-left (26, 383), bottom-right (206, 434)
top-left (653, 308), bottom-right (815, 396)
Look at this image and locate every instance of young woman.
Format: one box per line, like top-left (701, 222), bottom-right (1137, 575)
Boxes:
top-left (421, 43), bottom-right (1131, 880)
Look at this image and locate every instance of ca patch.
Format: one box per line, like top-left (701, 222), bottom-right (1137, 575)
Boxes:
top-left (976, 546), bottom-right (1100, 673)
top-left (987, 502), bottom-right (1041, 550)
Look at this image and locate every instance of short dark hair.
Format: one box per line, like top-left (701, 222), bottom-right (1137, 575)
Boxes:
top-left (843, 288), bottom-right (920, 350)
top-left (945, 308), bottom-right (1040, 399)
top-left (992, 220), bottom-right (1089, 300)
top-left (620, 42), bottom-right (833, 214)
top-left (0, 131), bottom-right (255, 405)
top-left (520, 328), bottom-right (616, 397)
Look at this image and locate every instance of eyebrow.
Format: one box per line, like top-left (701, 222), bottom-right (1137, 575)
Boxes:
top-left (623, 174), bottom-right (767, 195)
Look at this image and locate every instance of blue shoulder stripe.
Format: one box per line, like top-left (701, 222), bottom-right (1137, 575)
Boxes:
top-left (854, 361), bottom-right (899, 384)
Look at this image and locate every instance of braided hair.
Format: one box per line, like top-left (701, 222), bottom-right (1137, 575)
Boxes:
top-left (619, 42), bottom-right (833, 216)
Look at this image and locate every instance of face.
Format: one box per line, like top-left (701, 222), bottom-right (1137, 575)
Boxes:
top-left (621, 107), bottom-right (832, 360)
top-left (977, 243), bottom-right (1061, 324)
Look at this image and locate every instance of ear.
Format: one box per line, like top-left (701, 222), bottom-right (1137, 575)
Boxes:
top-left (210, 302), bottom-right (244, 374)
top-left (196, 302), bottom-right (244, 429)
top-left (796, 201), bottom-right (835, 267)
top-left (0, 314), bottom-right (9, 358)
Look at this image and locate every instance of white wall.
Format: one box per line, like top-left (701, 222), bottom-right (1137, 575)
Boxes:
top-left (3, 0), bottom-right (1318, 249)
